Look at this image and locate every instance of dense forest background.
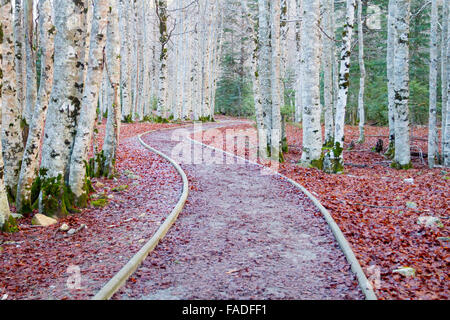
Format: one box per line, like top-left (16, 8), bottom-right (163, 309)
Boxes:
top-left (216, 0), bottom-right (444, 126)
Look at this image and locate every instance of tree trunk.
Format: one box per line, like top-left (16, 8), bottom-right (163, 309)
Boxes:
top-left (441, 0), bottom-right (448, 164)
top-left (357, 0), bottom-right (366, 143)
top-left (427, 0), bottom-right (438, 168)
top-left (39, 0), bottom-right (88, 217)
top-left (393, 0), bottom-right (411, 168)
top-left (322, 0), bottom-right (334, 144)
top-left (13, 0), bottom-right (25, 131)
top-left (16, 0), bottom-right (55, 214)
top-left (69, 0), bottom-right (109, 205)
top-left (0, 0), bottom-right (12, 230)
top-left (118, 0), bottom-right (132, 121)
top-left (258, 0), bottom-right (273, 152)
top-left (444, 3), bottom-right (450, 167)
top-left (23, 0), bottom-right (36, 130)
top-left (334, 0), bottom-right (356, 165)
top-left (1, 0), bottom-right (24, 200)
top-left (300, 0), bottom-right (323, 165)
top-left (386, 0), bottom-right (396, 155)
top-left (102, 0), bottom-right (121, 176)
top-left (156, 0), bottom-right (169, 118)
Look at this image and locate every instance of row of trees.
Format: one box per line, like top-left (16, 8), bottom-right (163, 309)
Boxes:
top-left (1, 0), bottom-right (449, 230)
top-left (218, 0), bottom-right (449, 171)
top-left (0, 0), bottom-right (224, 231)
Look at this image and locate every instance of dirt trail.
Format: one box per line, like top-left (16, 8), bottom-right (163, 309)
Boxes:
top-left (113, 121), bottom-right (364, 300)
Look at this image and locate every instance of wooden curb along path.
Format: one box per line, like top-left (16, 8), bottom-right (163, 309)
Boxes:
top-left (187, 122), bottom-right (378, 300)
top-left (93, 127), bottom-right (190, 300)
top-left (93, 121), bottom-right (377, 300)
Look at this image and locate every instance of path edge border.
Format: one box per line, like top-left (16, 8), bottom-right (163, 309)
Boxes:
top-left (92, 129), bottom-right (189, 300)
top-left (187, 126), bottom-right (377, 301)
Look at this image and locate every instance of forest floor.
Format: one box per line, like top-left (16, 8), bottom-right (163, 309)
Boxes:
top-left (1, 118), bottom-right (447, 300)
top-left (0, 122), bottom-right (185, 300)
top-left (196, 118), bottom-right (449, 300)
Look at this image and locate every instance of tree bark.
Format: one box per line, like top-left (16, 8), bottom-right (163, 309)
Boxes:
top-left (300, 0), bottom-right (323, 165)
top-left (393, 0), bottom-right (411, 167)
top-left (69, 0), bottom-right (109, 204)
top-left (16, 0), bottom-right (55, 213)
top-left (427, 0), bottom-right (438, 168)
top-left (357, 0), bottom-right (366, 143)
top-left (334, 0), bottom-right (356, 163)
top-left (39, 0), bottom-right (88, 216)
top-left (1, 0), bottom-right (24, 199)
top-left (102, 0), bottom-right (121, 176)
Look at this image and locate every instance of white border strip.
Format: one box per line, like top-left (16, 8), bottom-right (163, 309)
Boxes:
top-left (92, 130), bottom-right (189, 300)
top-left (187, 129), bottom-right (377, 300)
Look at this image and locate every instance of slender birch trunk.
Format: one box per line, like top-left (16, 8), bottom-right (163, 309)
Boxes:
top-left (0, 0), bottom-right (12, 229)
top-left (386, 0), bottom-right (396, 155)
top-left (118, 0), bottom-right (132, 121)
top-left (300, 0), bottom-right (323, 165)
top-left (156, 0), bottom-right (169, 118)
top-left (16, 0), bottom-right (55, 213)
top-left (23, 0), bottom-right (36, 130)
top-left (392, 0), bottom-right (411, 168)
top-left (258, 0), bottom-right (273, 151)
top-left (357, 0), bottom-right (366, 143)
top-left (334, 0), bottom-right (356, 166)
top-left (242, 0), bottom-right (268, 159)
top-left (322, 0), bottom-right (334, 144)
top-left (69, 0), bottom-right (109, 204)
top-left (270, 0), bottom-right (282, 161)
top-left (427, 0), bottom-right (438, 167)
top-left (294, 0), bottom-right (302, 123)
top-left (1, 0), bottom-right (24, 200)
top-left (39, 0), bottom-right (87, 216)
top-left (102, 0), bottom-right (121, 175)
top-left (443, 4), bottom-right (450, 167)
top-left (441, 0), bottom-right (448, 164)
top-left (14, 0), bottom-right (25, 126)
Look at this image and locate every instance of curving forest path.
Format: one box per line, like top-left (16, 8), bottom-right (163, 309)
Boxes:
top-left (111, 121), bottom-right (364, 300)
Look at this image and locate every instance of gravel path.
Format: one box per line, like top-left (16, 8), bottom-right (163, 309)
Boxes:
top-left (113, 122), bottom-right (364, 300)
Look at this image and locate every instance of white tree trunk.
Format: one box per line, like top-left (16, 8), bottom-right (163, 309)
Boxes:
top-left (393, 0), bottom-right (411, 167)
top-left (300, 0), bottom-right (323, 165)
top-left (441, 0), bottom-right (448, 163)
top-left (427, 0), bottom-right (438, 168)
top-left (16, 0), bottom-right (55, 213)
top-left (386, 0), bottom-right (396, 153)
top-left (23, 0), bottom-right (37, 128)
top-left (294, 0), bottom-right (302, 123)
top-left (69, 0), bottom-right (109, 203)
top-left (0, 0), bottom-right (12, 229)
top-left (39, 0), bottom-right (88, 216)
top-left (322, 0), bottom-right (334, 144)
top-left (118, 0), bottom-right (132, 121)
top-left (357, 0), bottom-right (366, 143)
top-left (156, 0), bottom-right (169, 118)
top-left (13, 0), bottom-right (25, 123)
top-left (443, 4), bottom-right (450, 167)
top-left (270, 0), bottom-right (282, 161)
top-left (102, 0), bottom-right (121, 175)
top-left (258, 0), bottom-right (273, 151)
top-left (334, 0), bottom-right (356, 160)
top-left (1, 0), bottom-right (24, 198)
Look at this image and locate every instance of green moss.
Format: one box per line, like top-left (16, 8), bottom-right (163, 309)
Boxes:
top-left (39, 172), bottom-right (77, 218)
top-left (384, 142), bottom-right (395, 159)
top-left (311, 142), bottom-right (344, 174)
top-left (390, 161), bottom-right (413, 170)
top-left (2, 215), bottom-right (18, 233)
top-left (112, 185), bottom-right (129, 192)
top-left (92, 198), bottom-right (108, 208)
